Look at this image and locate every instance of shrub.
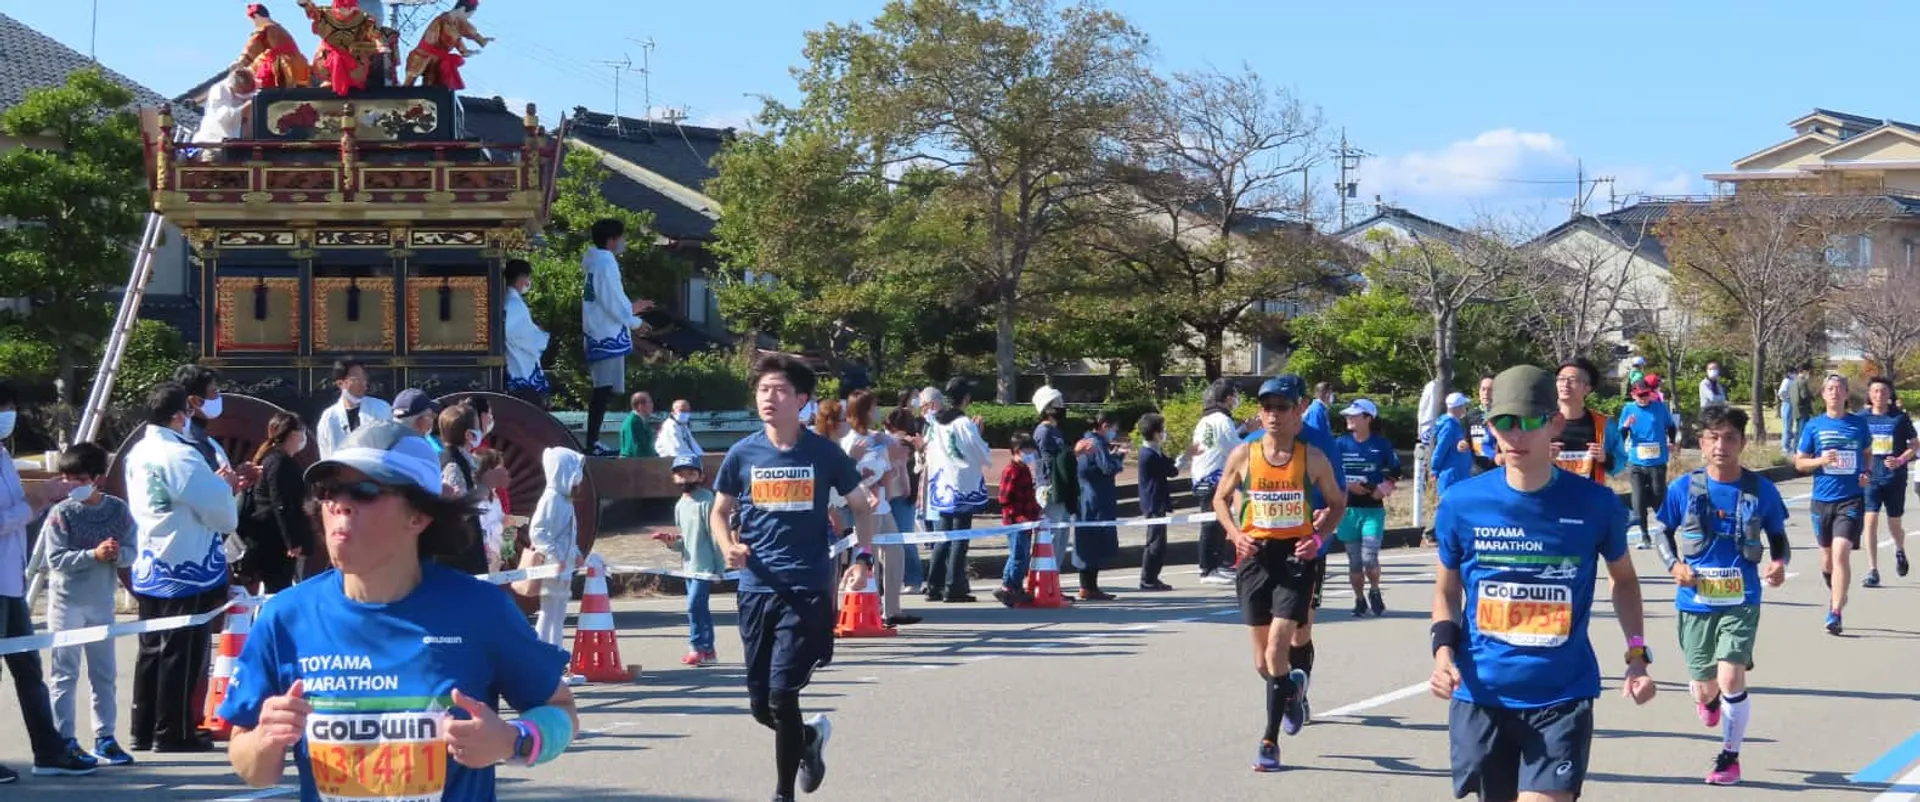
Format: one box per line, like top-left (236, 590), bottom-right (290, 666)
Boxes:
top-left (969, 399), bottom-right (1163, 448)
top-left (112, 320), bottom-right (196, 406)
top-left (625, 351), bottom-right (751, 412)
top-left (0, 336), bottom-right (56, 391)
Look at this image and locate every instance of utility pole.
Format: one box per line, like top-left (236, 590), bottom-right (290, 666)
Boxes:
top-left (1570, 159), bottom-right (1616, 218)
top-left (1332, 128), bottom-right (1371, 230)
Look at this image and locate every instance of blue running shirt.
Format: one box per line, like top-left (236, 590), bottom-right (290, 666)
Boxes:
top-left (1655, 472), bottom-right (1789, 613)
top-left (716, 429), bottom-right (863, 593)
top-left (218, 564), bottom-right (569, 802)
top-left (1436, 469), bottom-right (1628, 709)
top-left (1620, 401), bottom-right (1676, 467)
top-left (1863, 410), bottom-right (1917, 485)
top-left (1797, 413), bottom-right (1870, 502)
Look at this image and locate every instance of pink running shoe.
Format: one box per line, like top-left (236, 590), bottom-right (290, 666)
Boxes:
top-left (1706, 750), bottom-right (1741, 785)
top-left (680, 651), bottom-right (704, 666)
top-left (1697, 700), bottom-right (1722, 728)
top-left (697, 650), bottom-right (718, 666)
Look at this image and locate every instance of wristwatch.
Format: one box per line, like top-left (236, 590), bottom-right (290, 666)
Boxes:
top-left (1625, 635), bottom-right (1652, 666)
top-left (509, 720), bottom-right (534, 764)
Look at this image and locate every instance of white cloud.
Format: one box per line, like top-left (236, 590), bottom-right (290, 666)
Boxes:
top-left (1351, 128), bottom-right (1704, 225)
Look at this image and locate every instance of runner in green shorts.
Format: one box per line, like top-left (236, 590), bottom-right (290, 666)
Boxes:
top-left (1334, 400), bottom-right (1402, 617)
top-left (1654, 406), bottom-right (1791, 786)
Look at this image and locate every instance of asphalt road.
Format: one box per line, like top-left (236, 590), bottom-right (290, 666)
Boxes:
top-left (3, 475), bottom-right (1917, 801)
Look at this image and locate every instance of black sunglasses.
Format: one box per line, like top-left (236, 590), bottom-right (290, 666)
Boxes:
top-left (312, 480), bottom-right (397, 503)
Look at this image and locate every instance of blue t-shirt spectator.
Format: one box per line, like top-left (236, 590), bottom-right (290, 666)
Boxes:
top-left (1429, 415), bottom-right (1475, 488)
top-left (1620, 400), bottom-right (1677, 467)
top-left (1436, 469), bottom-right (1629, 709)
top-left (218, 564), bottom-right (569, 802)
top-left (1797, 413), bottom-right (1871, 502)
top-left (1302, 399), bottom-right (1331, 439)
top-left (716, 429), bottom-right (863, 593)
top-left (1655, 471), bottom-right (1789, 613)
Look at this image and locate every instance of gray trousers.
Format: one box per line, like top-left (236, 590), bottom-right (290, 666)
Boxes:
top-left (48, 588), bottom-right (118, 740)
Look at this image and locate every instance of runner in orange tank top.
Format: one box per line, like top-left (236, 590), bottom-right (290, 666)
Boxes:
top-left (1212, 376), bottom-right (1345, 773)
top-left (1551, 359), bottom-right (1622, 484)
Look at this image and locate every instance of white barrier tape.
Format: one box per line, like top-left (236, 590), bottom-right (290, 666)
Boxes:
top-left (829, 510), bottom-right (1225, 557)
top-left (0, 592), bottom-right (264, 657)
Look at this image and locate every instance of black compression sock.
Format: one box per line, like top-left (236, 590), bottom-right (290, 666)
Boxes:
top-left (1264, 674), bottom-right (1297, 742)
top-left (1289, 641), bottom-right (1315, 678)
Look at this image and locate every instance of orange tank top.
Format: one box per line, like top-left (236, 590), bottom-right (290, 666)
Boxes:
top-left (1239, 439), bottom-right (1315, 541)
top-left (1552, 410), bottom-right (1611, 482)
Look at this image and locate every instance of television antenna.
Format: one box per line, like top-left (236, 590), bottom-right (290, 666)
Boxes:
top-left (387, 0), bottom-right (452, 49)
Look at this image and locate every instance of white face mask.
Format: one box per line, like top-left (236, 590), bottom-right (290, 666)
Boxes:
top-left (1708, 369), bottom-right (1720, 379)
top-left (343, 389), bottom-right (362, 405)
top-left (68, 483), bottom-right (95, 504)
top-left (1020, 451), bottom-right (1038, 465)
top-left (0, 410), bottom-right (14, 440)
top-left (466, 431), bottom-right (483, 451)
top-left (288, 433), bottom-right (308, 454)
top-left (613, 240), bottom-right (627, 255)
top-left (482, 417), bottom-right (495, 437)
top-left (199, 395), bottom-right (224, 420)
top-left (676, 411), bottom-right (691, 424)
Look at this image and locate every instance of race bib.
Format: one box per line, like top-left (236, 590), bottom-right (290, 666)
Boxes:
top-left (1825, 450), bottom-right (1858, 476)
top-left (1554, 450), bottom-right (1593, 474)
top-left (1635, 442), bottom-right (1662, 461)
top-left (1246, 488), bottom-right (1307, 533)
top-left (1694, 566), bottom-right (1746, 607)
top-left (1474, 581), bottom-right (1573, 647)
top-left (750, 466), bottom-right (815, 513)
top-left (307, 709), bottom-right (450, 802)
top-left (1873, 433), bottom-right (1894, 456)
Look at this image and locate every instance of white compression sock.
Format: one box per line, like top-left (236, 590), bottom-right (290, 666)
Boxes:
top-left (1722, 691), bottom-right (1751, 753)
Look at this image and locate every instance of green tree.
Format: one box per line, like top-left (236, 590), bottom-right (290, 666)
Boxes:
top-left (774, 0), bottom-right (1152, 403)
top-left (0, 70), bottom-right (146, 401)
top-left (1286, 288), bottom-right (1431, 397)
top-left (1363, 224), bottom-right (1533, 414)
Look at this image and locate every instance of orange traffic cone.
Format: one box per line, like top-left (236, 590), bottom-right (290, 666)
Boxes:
top-left (1021, 526), bottom-right (1072, 609)
top-left (570, 555), bottom-right (632, 683)
top-left (833, 568), bottom-right (895, 638)
top-left (202, 588), bottom-right (256, 740)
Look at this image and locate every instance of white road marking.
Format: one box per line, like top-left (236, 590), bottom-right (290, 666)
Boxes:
top-left (1872, 764), bottom-right (1920, 801)
top-left (1317, 682), bottom-right (1431, 719)
top-left (208, 788), bottom-right (295, 801)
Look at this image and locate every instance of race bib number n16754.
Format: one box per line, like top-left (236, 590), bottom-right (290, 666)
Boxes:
top-left (1474, 581), bottom-right (1573, 648)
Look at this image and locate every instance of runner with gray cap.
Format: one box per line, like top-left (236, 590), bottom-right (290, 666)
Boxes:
top-left (1430, 365), bottom-right (1655, 802)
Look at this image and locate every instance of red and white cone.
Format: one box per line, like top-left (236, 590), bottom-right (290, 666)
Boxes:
top-left (570, 554), bottom-right (633, 683)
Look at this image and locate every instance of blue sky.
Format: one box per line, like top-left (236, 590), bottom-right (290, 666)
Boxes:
top-left (7, 0), bottom-right (1916, 228)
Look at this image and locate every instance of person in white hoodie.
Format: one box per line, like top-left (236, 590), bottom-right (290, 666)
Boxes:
top-left (580, 218), bottom-right (654, 456)
top-left (655, 399), bottom-right (705, 459)
top-left (124, 381), bottom-right (242, 754)
top-left (314, 358), bottom-right (392, 459)
top-left (503, 259), bottom-right (553, 404)
top-left (191, 68), bottom-right (256, 147)
top-left (923, 377), bottom-right (992, 603)
top-left (529, 446), bottom-right (586, 687)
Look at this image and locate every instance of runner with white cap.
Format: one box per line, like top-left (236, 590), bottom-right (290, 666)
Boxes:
top-left (1334, 399), bottom-right (1402, 616)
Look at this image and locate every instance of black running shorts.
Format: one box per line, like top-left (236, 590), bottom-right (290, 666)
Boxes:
top-left (739, 588), bottom-right (836, 693)
top-left (1811, 497), bottom-right (1866, 548)
top-left (1236, 539), bottom-right (1316, 627)
top-left (1449, 698), bottom-right (1594, 800)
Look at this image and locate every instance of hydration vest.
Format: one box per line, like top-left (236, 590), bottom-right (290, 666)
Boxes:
top-left (1675, 468), bottom-right (1766, 564)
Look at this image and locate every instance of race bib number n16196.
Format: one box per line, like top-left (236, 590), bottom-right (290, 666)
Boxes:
top-left (308, 710), bottom-right (449, 802)
top-left (1474, 581), bottom-right (1573, 648)
top-left (1246, 488), bottom-right (1307, 533)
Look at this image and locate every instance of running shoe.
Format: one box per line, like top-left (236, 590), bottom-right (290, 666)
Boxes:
top-left (31, 743), bottom-right (97, 776)
top-left (1253, 740), bottom-right (1281, 772)
top-left (1866, 569), bottom-right (1882, 588)
top-left (92, 736), bottom-right (134, 766)
top-left (1077, 589), bottom-right (1117, 601)
top-left (680, 651), bottom-right (705, 666)
top-left (884, 615), bottom-right (922, 626)
top-left (798, 714), bottom-right (831, 794)
top-left (1696, 697), bottom-right (1721, 728)
top-left (1368, 588), bottom-right (1385, 616)
top-left (1138, 580), bottom-right (1173, 591)
top-left (1706, 750), bottom-right (1741, 785)
top-left (1898, 549), bottom-right (1910, 577)
top-left (1825, 611), bottom-right (1844, 635)
top-left (1282, 669), bottom-right (1308, 736)
top-left (992, 585), bottom-right (1019, 607)
top-left (0, 764), bottom-right (15, 784)
top-left (1200, 570), bottom-right (1234, 585)
top-left (1351, 600), bottom-right (1369, 618)
top-left (1635, 536), bottom-right (1653, 550)
top-left (563, 673), bottom-right (587, 687)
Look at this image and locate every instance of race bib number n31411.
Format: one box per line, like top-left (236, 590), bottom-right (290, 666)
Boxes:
top-left (308, 711), bottom-right (449, 802)
top-left (1474, 581), bottom-right (1573, 648)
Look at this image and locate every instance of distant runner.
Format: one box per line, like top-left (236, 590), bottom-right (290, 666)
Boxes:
top-left (1621, 377), bottom-right (1680, 550)
top-left (1654, 405), bottom-right (1789, 786)
top-left (1793, 373), bottom-right (1870, 635)
top-left (1431, 365), bottom-right (1655, 802)
top-left (1552, 359), bottom-right (1623, 485)
top-left (1861, 376), bottom-right (1914, 586)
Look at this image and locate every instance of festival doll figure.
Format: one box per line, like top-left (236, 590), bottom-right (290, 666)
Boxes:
top-left (234, 4), bottom-right (311, 90)
top-left (403, 0), bottom-right (492, 92)
top-left (296, 0), bottom-right (390, 96)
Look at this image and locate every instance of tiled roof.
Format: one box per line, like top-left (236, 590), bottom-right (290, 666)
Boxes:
top-left (1810, 108), bottom-right (1887, 129)
top-left (1334, 204), bottom-right (1469, 246)
top-left (0, 12), bottom-right (194, 127)
top-left (565, 108), bottom-right (733, 242)
top-left (1529, 201), bottom-right (1700, 266)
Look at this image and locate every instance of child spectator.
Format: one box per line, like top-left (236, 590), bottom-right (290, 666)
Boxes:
top-left (529, 446), bottom-right (586, 687)
top-left (41, 442), bottom-right (136, 768)
top-left (994, 433), bottom-right (1043, 607)
top-left (1136, 413), bottom-right (1185, 591)
top-left (654, 455), bottom-right (723, 666)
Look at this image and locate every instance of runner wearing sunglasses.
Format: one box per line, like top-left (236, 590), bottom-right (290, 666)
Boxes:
top-left (219, 422), bottom-right (580, 800)
top-left (1431, 365), bottom-right (1655, 802)
top-left (1214, 376), bottom-right (1346, 772)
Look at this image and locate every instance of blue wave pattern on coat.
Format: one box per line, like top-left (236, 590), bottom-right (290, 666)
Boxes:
top-left (507, 362), bottom-right (553, 394)
top-left (928, 468), bottom-right (990, 515)
top-left (584, 328), bottom-right (633, 362)
top-left (131, 544), bottom-right (228, 598)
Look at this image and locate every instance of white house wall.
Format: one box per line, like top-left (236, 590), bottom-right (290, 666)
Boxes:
top-left (1534, 226), bottom-right (1676, 343)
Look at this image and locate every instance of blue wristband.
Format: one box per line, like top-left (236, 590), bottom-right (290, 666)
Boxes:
top-left (519, 705), bottom-right (574, 766)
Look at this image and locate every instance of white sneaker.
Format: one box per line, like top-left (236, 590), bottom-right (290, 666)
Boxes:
top-left (1201, 570), bottom-right (1235, 585)
top-left (564, 673), bottom-right (586, 687)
